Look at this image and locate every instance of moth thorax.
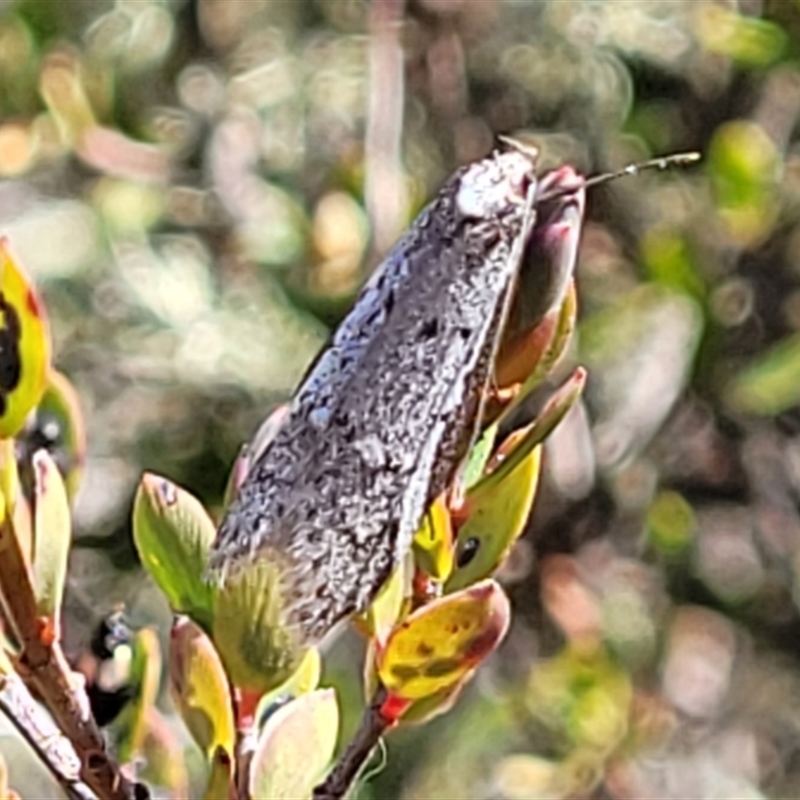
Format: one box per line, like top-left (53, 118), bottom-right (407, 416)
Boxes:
top-left (455, 150), bottom-right (536, 220)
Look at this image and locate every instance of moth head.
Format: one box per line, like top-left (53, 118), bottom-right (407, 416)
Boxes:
top-left (454, 149), bottom-right (537, 220)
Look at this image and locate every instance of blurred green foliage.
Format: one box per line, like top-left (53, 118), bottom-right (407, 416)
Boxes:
top-left (2, 0), bottom-right (800, 798)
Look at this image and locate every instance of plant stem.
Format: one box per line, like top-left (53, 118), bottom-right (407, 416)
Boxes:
top-left (312, 686), bottom-right (392, 800)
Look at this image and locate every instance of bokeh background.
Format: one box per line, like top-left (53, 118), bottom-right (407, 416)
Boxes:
top-left (3, 0), bottom-right (800, 797)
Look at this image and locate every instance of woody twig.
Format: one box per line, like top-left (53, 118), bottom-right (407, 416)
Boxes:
top-left (0, 510), bottom-right (143, 800)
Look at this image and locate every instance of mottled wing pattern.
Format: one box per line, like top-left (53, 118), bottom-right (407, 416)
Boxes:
top-left (210, 150), bottom-right (538, 643)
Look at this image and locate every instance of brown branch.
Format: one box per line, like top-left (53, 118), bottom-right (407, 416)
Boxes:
top-left (312, 685), bottom-right (392, 800)
top-left (0, 669), bottom-right (95, 800)
top-left (0, 515), bottom-right (144, 800)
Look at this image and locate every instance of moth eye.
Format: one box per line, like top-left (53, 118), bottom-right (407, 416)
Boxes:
top-left (456, 536), bottom-right (480, 568)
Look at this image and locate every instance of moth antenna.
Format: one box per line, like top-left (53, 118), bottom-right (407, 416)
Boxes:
top-left (581, 151), bottom-right (702, 189)
top-left (537, 151), bottom-right (701, 203)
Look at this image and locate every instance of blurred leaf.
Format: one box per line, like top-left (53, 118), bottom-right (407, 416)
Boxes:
top-left (527, 645), bottom-right (633, 758)
top-left (248, 688), bottom-right (339, 800)
top-left (213, 559), bottom-right (304, 693)
top-left (132, 473), bottom-right (216, 630)
top-left (139, 707), bottom-right (189, 798)
top-left (493, 753), bottom-right (603, 800)
top-left (646, 490), bottom-right (695, 558)
top-left (31, 449), bottom-right (71, 626)
top-left (39, 52), bottom-right (96, 147)
top-left (580, 285), bottom-right (702, 465)
top-left (641, 228), bottom-right (705, 301)
top-left (169, 616), bottom-right (235, 762)
top-left (0, 239), bottom-right (50, 439)
top-left (114, 627), bottom-right (161, 764)
top-left (727, 333), bottom-right (800, 416)
top-left (25, 369), bottom-right (87, 501)
top-left (446, 439), bottom-right (542, 594)
top-left (708, 121), bottom-right (779, 245)
top-left (0, 751), bottom-right (8, 800)
top-left (697, 6), bottom-right (786, 66)
top-left (377, 579), bottom-right (510, 701)
top-left (413, 493), bottom-right (454, 582)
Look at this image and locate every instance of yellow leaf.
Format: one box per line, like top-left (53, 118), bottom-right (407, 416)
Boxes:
top-left (0, 240), bottom-right (51, 439)
top-left (377, 579), bottom-right (510, 701)
top-left (169, 616), bottom-right (236, 761)
top-left (413, 494), bottom-right (454, 582)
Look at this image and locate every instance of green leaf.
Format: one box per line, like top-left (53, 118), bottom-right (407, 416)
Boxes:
top-left (445, 438), bottom-right (542, 594)
top-left (31, 449), bottom-right (71, 625)
top-left (641, 228), bottom-right (705, 301)
top-left (461, 423), bottom-right (499, 492)
top-left (169, 616), bottom-right (235, 761)
top-left (248, 688), bottom-right (340, 800)
top-left (114, 628), bottom-right (162, 764)
top-left (697, 6), bottom-right (786, 66)
top-left (132, 473), bottom-right (216, 630)
top-left (377, 579), bottom-right (510, 701)
top-left (0, 239), bottom-right (51, 439)
top-left (213, 559), bottom-right (305, 693)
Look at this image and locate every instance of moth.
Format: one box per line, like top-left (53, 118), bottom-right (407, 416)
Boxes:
top-left (209, 143), bottom-right (697, 650)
